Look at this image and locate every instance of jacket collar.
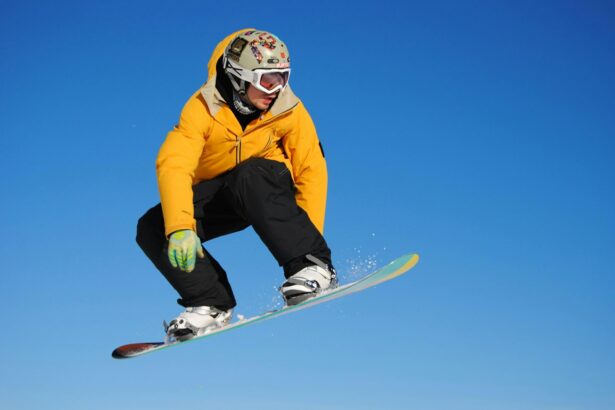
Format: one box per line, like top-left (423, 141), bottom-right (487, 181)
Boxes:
top-left (200, 76), bottom-right (300, 124)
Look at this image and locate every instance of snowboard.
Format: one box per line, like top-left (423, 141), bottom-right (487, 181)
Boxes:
top-left (112, 252), bottom-right (419, 359)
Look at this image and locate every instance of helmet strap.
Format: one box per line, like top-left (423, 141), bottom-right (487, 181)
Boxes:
top-left (232, 89), bottom-right (257, 115)
top-left (226, 71), bottom-right (248, 94)
top-left (222, 57), bottom-right (258, 114)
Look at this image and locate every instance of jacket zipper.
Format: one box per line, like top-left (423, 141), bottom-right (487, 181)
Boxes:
top-left (246, 110), bottom-right (293, 134)
top-left (234, 109), bottom-right (294, 165)
top-left (236, 135), bottom-right (242, 164)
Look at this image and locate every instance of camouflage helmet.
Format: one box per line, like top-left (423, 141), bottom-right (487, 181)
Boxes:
top-left (223, 30), bottom-right (291, 95)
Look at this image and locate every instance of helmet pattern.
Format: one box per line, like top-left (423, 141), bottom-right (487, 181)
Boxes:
top-left (225, 30), bottom-right (290, 71)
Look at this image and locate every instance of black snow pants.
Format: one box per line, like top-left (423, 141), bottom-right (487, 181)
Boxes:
top-left (136, 158), bottom-right (333, 310)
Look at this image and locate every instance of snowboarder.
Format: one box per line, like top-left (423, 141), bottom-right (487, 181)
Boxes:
top-left (136, 29), bottom-right (337, 341)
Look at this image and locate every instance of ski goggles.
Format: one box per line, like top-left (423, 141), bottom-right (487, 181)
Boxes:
top-left (224, 58), bottom-right (291, 94)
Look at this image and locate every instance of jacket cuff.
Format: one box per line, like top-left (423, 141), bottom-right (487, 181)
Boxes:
top-left (164, 221), bottom-right (197, 238)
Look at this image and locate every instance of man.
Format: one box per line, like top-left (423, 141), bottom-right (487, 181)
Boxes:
top-left (136, 29), bottom-right (336, 342)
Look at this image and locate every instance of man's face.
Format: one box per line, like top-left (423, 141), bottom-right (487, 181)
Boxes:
top-left (246, 85), bottom-right (278, 110)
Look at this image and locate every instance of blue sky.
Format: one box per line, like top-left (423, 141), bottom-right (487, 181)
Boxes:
top-left (1, 0), bottom-right (614, 409)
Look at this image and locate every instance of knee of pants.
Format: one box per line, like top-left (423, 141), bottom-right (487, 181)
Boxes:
top-left (136, 205), bottom-right (164, 249)
top-left (233, 157), bottom-right (280, 177)
top-left (229, 158), bottom-right (292, 193)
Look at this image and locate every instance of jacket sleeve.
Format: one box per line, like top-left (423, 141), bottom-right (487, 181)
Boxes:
top-left (156, 92), bottom-right (210, 237)
top-left (283, 103), bottom-right (328, 234)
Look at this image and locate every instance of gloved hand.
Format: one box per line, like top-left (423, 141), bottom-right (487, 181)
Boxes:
top-left (168, 229), bottom-right (205, 272)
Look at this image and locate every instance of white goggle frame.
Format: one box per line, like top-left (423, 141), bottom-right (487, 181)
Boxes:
top-left (224, 57), bottom-right (291, 94)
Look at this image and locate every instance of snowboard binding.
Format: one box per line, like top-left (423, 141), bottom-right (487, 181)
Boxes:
top-left (280, 254), bottom-right (338, 306)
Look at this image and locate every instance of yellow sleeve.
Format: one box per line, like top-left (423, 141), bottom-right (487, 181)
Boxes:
top-left (156, 92), bottom-right (210, 237)
top-left (283, 103), bottom-right (328, 234)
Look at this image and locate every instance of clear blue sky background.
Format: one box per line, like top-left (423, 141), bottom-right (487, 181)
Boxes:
top-left (1, 0), bottom-right (614, 409)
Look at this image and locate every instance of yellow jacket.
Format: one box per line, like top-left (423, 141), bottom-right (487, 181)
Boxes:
top-left (156, 29), bottom-right (328, 237)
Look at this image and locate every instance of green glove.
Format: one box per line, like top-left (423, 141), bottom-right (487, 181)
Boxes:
top-left (168, 229), bottom-right (205, 273)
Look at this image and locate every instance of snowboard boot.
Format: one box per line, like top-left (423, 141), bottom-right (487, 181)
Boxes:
top-left (164, 306), bottom-right (233, 342)
top-left (280, 255), bottom-right (338, 306)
